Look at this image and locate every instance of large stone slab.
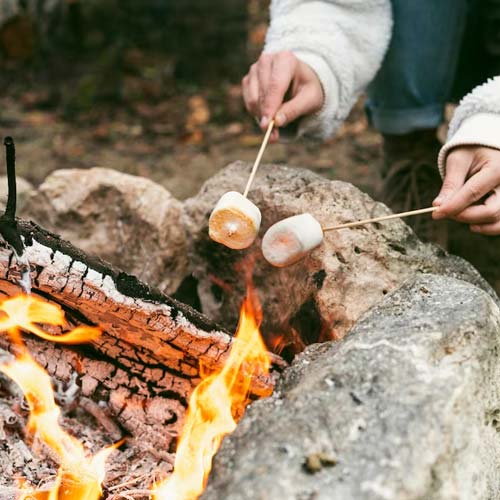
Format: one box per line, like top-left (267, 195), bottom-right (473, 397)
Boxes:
top-left (202, 274), bottom-right (500, 500)
top-left (184, 162), bottom-right (496, 354)
top-left (22, 167), bottom-right (188, 295)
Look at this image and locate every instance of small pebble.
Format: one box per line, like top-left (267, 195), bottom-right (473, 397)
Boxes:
top-left (303, 452), bottom-right (338, 474)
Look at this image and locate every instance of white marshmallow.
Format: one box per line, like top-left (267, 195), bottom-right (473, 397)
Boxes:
top-left (262, 213), bottom-right (324, 267)
top-left (209, 191), bottom-right (262, 250)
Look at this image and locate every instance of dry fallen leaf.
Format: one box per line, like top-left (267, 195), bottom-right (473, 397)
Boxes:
top-left (0, 16), bottom-right (35, 60)
top-left (90, 124), bottom-right (114, 141)
top-left (23, 111), bottom-right (57, 126)
top-left (186, 95), bottom-right (210, 131)
top-left (225, 122), bottom-right (244, 136)
top-left (20, 90), bottom-right (52, 109)
top-left (180, 129), bottom-right (204, 145)
top-left (239, 134), bottom-right (262, 147)
top-left (303, 452), bottom-right (338, 474)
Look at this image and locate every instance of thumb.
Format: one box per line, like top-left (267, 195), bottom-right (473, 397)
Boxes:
top-left (432, 151), bottom-right (471, 218)
top-left (274, 85), bottom-right (322, 127)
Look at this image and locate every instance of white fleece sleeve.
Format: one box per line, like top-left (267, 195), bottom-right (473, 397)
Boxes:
top-left (264, 0), bottom-right (393, 140)
top-left (438, 76), bottom-right (500, 177)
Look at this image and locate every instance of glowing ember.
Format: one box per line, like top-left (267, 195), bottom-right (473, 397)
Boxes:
top-left (153, 287), bottom-right (271, 500)
top-left (0, 294), bottom-right (115, 499)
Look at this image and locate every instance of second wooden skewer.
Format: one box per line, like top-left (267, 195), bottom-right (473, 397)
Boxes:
top-left (322, 206), bottom-right (438, 232)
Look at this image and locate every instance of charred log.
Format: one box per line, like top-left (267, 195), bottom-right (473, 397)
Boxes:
top-left (0, 215), bottom-right (284, 478)
top-left (0, 217), bottom-right (284, 495)
top-left (0, 219), bottom-right (283, 396)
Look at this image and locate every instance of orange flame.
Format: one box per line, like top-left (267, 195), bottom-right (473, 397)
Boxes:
top-left (0, 289), bottom-right (272, 499)
top-left (0, 295), bottom-right (101, 345)
top-left (153, 287), bottom-right (271, 500)
top-left (0, 294), bottom-right (114, 499)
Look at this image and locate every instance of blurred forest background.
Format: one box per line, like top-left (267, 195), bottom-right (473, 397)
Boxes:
top-left (2, 0), bottom-right (500, 293)
top-left (0, 0), bottom-right (380, 200)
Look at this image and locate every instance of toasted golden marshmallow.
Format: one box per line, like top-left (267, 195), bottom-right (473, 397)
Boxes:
top-left (209, 191), bottom-right (261, 249)
top-left (262, 213), bottom-right (324, 267)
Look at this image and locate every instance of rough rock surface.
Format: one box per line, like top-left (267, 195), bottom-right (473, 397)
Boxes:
top-left (184, 162), bottom-right (496, 355)
top-left (21, 167), bottom-right (188, 294)
top-left (203, 274), bottom-right (500, 500)
top-left (0, 175), bottom-right (34, 212)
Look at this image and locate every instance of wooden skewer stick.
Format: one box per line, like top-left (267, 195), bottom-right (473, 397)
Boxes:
top-left (243, 119), bottom-right (275, 198)
top-left (322, 206), bottom-right (438, 232)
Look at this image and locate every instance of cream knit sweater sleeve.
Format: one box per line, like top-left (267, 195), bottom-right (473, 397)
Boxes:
top-left (438, 77), bottom-right (500, 177)
top-left (264, 0), bottom-right (393, 139)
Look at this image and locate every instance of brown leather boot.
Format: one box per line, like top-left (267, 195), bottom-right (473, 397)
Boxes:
top-left (379, 130), bottom-right (448, 248)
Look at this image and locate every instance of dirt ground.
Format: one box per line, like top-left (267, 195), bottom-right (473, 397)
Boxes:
top-left (0, 82), bottom-right (381, 201)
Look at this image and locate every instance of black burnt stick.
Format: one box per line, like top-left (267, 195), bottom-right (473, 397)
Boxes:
top-left (0, 137), bottom-right (24, 255)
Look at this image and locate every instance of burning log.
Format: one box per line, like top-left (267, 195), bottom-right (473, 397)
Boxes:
top-left (0, 219), bottom-right (282, 453)
top-left (0, 288), bottom-right (274, 499)
top-left (0, 219), bottom-right (282, 397)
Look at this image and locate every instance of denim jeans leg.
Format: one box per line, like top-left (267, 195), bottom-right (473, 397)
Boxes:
top-left (366, 0), bottom-right (469, 135)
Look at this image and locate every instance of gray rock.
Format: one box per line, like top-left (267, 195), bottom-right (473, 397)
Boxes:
top-left (185, 162), bottom-right (496, 353)
top-left (202, 274), bottom-right (500, 500)
top-left (0, 175), bottom-right (34, 213)
top-left (21, 167), bottom-right (188, 294)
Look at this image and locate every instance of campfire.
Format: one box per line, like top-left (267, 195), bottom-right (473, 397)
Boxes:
top-left (0, 138), bottom-right (280, 499)
top-left (1, 134), bottom-right (495, 500)
top-left (0, 291), bottom-right (269, 499)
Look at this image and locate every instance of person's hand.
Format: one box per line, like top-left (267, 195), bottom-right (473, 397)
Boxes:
top-left (242, 51), bottom-right (324, 142)
top-left (433, 146), bottom-right (500, 235)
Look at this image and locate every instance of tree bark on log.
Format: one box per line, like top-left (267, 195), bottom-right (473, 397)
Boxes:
top-left (0, 219), bottom-right (284, 453)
